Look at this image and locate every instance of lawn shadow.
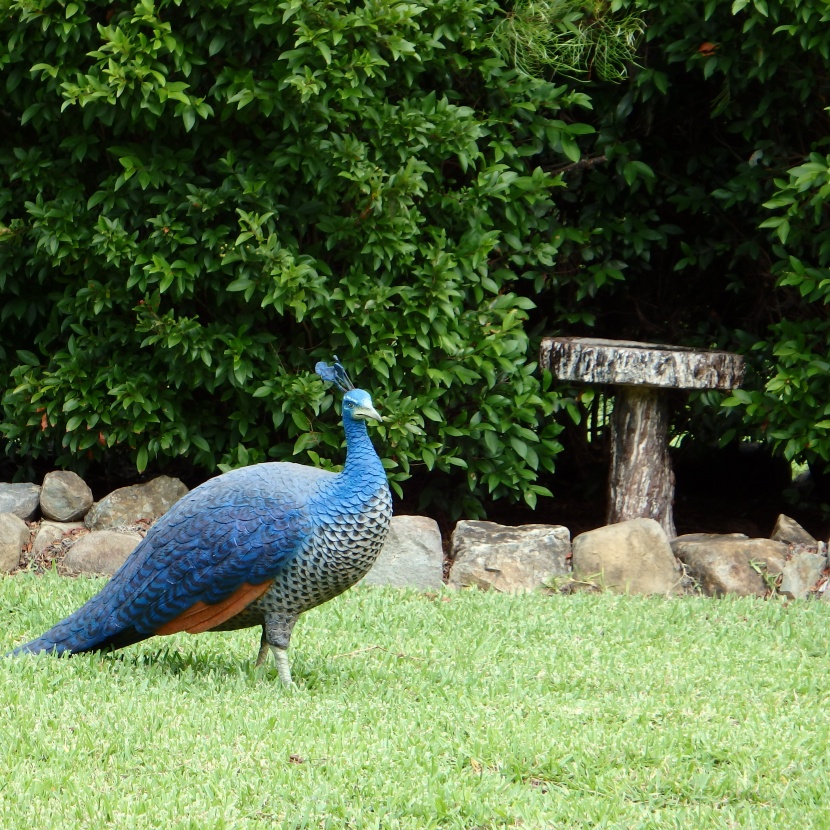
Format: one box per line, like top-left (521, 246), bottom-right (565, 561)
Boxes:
top-left (103, 643), bottom-right (276, 681)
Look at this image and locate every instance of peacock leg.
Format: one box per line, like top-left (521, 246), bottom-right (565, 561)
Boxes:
top-left (271, 647), bottom-right (292, 686)
top-left (262, 613), bottom-right (298, 685)
top-left (255, 628), bottom-right (269, 667)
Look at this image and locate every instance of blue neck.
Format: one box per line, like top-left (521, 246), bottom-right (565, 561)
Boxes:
top-left (342, 416), bottom-right (386, 484)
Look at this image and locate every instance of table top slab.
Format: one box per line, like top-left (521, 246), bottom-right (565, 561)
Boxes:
top-left (540, 336), bottom-right (745, 390)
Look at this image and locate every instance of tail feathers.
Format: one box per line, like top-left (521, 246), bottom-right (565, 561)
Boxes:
top-left (11, 639), bottom-right (75, 657)
top-left (10, 585), bottom-right (151, 658)
top-left (11, 627), bottom-right (149, 657)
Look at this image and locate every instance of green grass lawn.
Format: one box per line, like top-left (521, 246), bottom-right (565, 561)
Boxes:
top-left (1, 573), bottom-right (829, 829)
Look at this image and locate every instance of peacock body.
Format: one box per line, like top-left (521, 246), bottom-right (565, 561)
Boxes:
top-left (12, 361), bottom-right (391, 684)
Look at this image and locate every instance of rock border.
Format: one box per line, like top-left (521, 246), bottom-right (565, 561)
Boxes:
top-left (1, 471), bottom-right (828, 599)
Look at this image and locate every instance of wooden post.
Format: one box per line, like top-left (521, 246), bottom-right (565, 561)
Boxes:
top-left (539, 337), bottom-right (745, 539)
top-left (607, 386), bottom-right (675, 537)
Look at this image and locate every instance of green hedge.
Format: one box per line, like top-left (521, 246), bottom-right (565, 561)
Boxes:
top-left (0, 0), bottom-right (585, 514)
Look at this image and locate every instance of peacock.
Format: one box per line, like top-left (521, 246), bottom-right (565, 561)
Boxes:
top-left (11, 359), bottom-right (392, 685)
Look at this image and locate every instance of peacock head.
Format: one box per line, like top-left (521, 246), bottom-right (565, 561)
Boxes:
top-left (316, 357), bottom-right (382, 423)
top-left (342, 389), bottom-right (382, 423)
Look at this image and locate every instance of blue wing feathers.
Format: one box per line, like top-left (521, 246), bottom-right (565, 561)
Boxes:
top-left (14, 462), bottom-right (334, 655)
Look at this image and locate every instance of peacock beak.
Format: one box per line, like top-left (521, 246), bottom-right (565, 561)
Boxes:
top-left (353, 404), bottom-right (383, 423)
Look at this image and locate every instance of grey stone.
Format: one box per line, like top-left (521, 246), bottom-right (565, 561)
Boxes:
top-left (672, 534), bottom-right (788, 597)
top-left (362, 515), bottom-right (443, 589)
top-left (84, 476), bottom-right (189, 530)
top-left (0, 483), bottom-right (41, 520)
top-left (571, 518), bottom-right (683, 595)
top-left (448, 521), bottom-right (570, 593)
top-left (0, 512), bottom-right (29, 572)
top-left (62, 529), bottom-right (143, 576)
top-left (779, 551), bottom-right (827, 600)
top-left (771, 514), bottom-right (818, 547)
top-left (40, 471), bottom-right (94, 522)
top-left (32, 521), bottom-right (86, 557)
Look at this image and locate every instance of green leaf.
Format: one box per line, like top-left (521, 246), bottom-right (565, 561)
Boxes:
top-left (20, 103), bottom-right (42, 125)
top-left (293, 432), bottom-right (318, 454)
top-left (291, 410), bottom-right (311, 431)
top-left (15, 350), bottom-right (39, 366)
top-left (483, 430), bottom-right (500, 455)
top-left (191, 435), bottom-right (210, 452)
top-left (87, 191), bottom-right (108, 210)
top-left (227, 278), bottom-right (253, 293)
top-left (209, 34), bottom-right (226, 56)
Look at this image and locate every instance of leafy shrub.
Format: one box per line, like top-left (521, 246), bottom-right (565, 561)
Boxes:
top-left (727, 151), bottom-right (830, 468)
top-left (0, 0), bottom-right (591, 514)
